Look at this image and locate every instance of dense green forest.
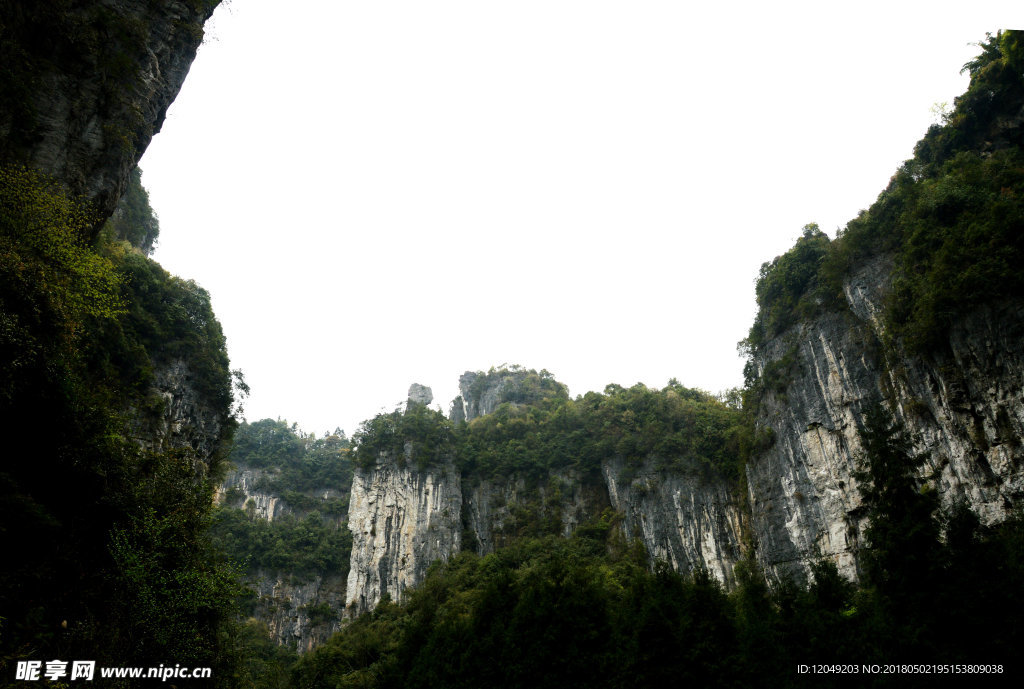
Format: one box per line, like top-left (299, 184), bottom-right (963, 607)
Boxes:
top-left (211, 419), bottom-right (354, 578)
top-left (0, 164), bottom-right (244, 684)
top-left (354, 376), bottom-right (747, 480)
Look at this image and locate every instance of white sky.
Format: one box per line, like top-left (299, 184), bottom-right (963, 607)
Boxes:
top-left (139, 1), bottom-right (1021, 437)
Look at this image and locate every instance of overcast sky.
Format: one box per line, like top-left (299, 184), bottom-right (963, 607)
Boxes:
top-left (139, 1), bottom-right (1020, 437)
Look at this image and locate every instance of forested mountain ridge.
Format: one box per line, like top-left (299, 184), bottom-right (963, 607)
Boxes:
top-left (741, 29), bottom-right (1024, 583)
top-left (344, 373), bottom-right (747, 614)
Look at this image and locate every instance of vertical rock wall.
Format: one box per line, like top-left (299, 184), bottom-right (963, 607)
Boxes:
top-left (249, 570), bottom-right (347, 653)
top-left (348, 455), bottom-right (747, 613)
top-left (345, 455), bottom-right (463, 615)
top-left (461, 471), bottom-right (610, 555)
top-left (604, 458), bottom-right (745, 587)
top-left (747, 255), bottom-right (1024, 583)
top-left (0, 0), bottom-right (221, 226)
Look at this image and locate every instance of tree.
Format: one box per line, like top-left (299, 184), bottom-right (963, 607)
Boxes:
top-left (855, 404), bottom-right (942, 651)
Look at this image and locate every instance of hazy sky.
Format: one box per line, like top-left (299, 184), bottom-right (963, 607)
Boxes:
top-left (139, 1), bottom-right (1020, 436)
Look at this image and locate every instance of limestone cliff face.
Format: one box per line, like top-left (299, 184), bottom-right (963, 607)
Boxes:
top-left (604, 458), bottom-right (745, 587)
top-left (462, 471), bottom-right (609, 555)
top-left (747, 255), bottom-right (1024, 582)
top-left (345, 453), bottom-right (462, 615)
top-left (215, 458), bottom-right (351, 651)
top-left (348, 454), bottom-right (747, 613)
top-left (248, 570), bottom-right (346, 653)
top-left (132, 358), bottom-right (228, 467)
top-left (0, 0), bottom-right (220, 227)
top-left (216, 466), bottom-right (292, 521)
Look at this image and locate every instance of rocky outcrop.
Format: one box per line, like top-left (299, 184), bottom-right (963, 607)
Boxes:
top-left (747, 254), bottom-right (1024, 583)
top-left (406, 383), bottom-right (433, 410)
top-left (132, 358), bottom-right (228, 467)
top-left (248, 570), bottom-right (347, 653)
top-left (604, 458), bottom-right (745, 587)
top-left (451, 371), bottom-right (496, 421)
top-left (0, 0), bottom-right (221, 229)
top-left (216, 467), bottom-right (291, 521)
top-left (345, 453), bottom-right (463, 615)
top-left (451, 368), bottom-right (557, 421)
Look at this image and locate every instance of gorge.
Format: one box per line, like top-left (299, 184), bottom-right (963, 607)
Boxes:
top-left (2, 3), bottom-right (1023, 686)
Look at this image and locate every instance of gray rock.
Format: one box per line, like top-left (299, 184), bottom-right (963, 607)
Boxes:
top-left (604, 458), bottom-right (744, 587)
top-left (249, 570), bottom-right (346, 653)
top-left (449, 395), bottom-right (467, 424)
top-left (746, 254), bottom-right (1024, 583)
top-left (406, 383), bottom-right (433, 411)
top-left (0, 0), bottom-right (219, 231)
top-left (455, 368), bottom-right (537, 421)
top-left (345, 455), bottom-right (462, 615)
top-left (129, 358), bottom-right (227, 471)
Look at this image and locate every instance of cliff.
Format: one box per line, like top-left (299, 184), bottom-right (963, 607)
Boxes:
top-left (248, 570), bottom-right (347, 654)
top-left (0, 1), bottom-right (239, 672)
top-left (0, 0), bottom-right (220, 229)
top-left (742, 31), bottom-right (1024, 583)
top-left (214, 458), bottom-right (351, 649)
top-left (211, 421), bottom-right (354, 648)
top-left (604, 457), bottom-right (745, 587)
top-left (346, 452), bottom-right (747, 612)
top-left (746, 255), bottom-right (1024, 582)
top-left (345, 450), bottom-right (463, 615)
top-left (345, 374), bottom-right (748, 613)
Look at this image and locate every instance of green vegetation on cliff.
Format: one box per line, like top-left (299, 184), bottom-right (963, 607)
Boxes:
top-left (226, 418), bottom-right (353, 501)
top-left (100, 166), bottom-right (160, 253)
top-left (210, 419), bottom-right (354, 580)
top-left (0, 163), bottom-right (242, 683)
top-left (290, 407), bottom-right (1024, 689)
top-left (744, 30), bottom-right (1024, 359)
top-left (464, 366), bottom-right (570, 410)
top-left (212, 508), bottom-right (351, 580)
top-left (352, 372), bottom-right (746, 480)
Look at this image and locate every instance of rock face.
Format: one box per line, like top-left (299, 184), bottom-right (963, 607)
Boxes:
top-left (345, 453), bottom-right (463, 615)
top-left (133, 358), bottom-right (228, 467)
top-left (0, 0), bottom-right (220, 228)
top-left (746, 254), bottom-right (1024, 583)
top-left (346, 453), bottom-right (748, 613)
top-left (406, 383), bottom-right (433, 410)
top-left (217, 460), bottom-right (350, 650)
top-left (248, 570), bottom-right (346, 653)
top-left (216, 467), bottom-right (291, 521)
top-left (462, 471), bottom-right (610, 555)
top-left (604, 458), bottom-right (745, 587)
top-left (452, 369), bottom-right (532, 421)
